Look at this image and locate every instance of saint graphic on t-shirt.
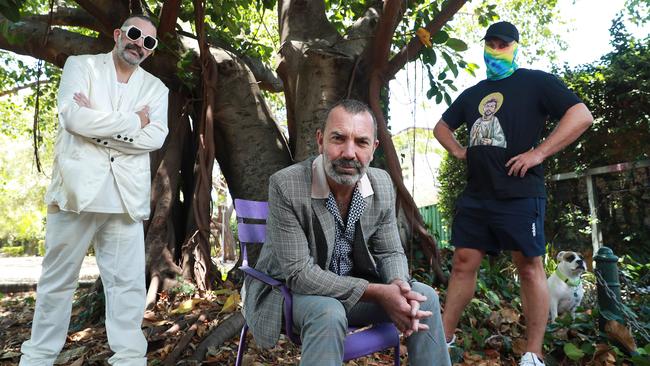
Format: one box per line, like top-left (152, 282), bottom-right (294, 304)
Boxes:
top-left (470, 92), bottom-right (507, 148)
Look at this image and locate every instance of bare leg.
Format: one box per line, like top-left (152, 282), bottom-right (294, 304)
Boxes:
top-left (442, 248), bottom-right (484, 341)
top-left (512, 252), bottom-right (548, 358)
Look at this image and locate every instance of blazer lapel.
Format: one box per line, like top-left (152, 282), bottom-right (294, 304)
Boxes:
top-left (311, 198), bottom-right (335, 270)
top-left (104, 53), bottom-right (119, 111)
top-left (359, 195), bottom-right (374, 243)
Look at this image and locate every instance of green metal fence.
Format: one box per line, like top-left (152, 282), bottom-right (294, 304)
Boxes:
top-left (418, 204), bottom-right (451, 247)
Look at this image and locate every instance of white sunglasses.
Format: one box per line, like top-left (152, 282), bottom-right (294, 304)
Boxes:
top-left (120, 25), bottom-right (158, 51)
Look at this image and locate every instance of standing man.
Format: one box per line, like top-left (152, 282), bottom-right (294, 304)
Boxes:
top-left (20, 15), bottom-right (168, 366)
top-left (433, 21), bottom-right (593, 366)
top-left (244, 99), bottom-right (451, 365)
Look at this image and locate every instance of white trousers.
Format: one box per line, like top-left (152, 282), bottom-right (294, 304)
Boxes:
top-left (20, 210), bottom-right (147, 366)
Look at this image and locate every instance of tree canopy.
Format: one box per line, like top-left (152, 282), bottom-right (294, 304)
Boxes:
top-left (545, 16), bottom-right (650, 257)
top-left (0, 0), bottom-right (573, 357)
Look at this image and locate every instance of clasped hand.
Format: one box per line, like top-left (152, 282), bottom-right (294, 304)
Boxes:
top-left (384, 280), bottom-right (432, 337)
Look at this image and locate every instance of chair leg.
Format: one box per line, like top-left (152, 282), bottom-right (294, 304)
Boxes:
top-left (394, 344), bottom-right (400, 366)
top-left (235, 323), bottom-right (249, 366)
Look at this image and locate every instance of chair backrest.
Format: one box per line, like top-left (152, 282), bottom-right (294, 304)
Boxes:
top-left (234, 199), bottom-right (269, 267)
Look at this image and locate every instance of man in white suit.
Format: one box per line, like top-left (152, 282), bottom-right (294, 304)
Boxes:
top-left (20, 15), bottom-right (168, 366)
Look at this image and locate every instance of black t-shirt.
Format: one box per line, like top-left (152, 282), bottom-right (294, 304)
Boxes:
top-left (442, 68), bottom-right (581, 199)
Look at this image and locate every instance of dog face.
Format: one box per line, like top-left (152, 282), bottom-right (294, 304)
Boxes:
top-left (549, 251), bottom-right (587, 321)
top-left (556, 251), bottom-right (587, 276)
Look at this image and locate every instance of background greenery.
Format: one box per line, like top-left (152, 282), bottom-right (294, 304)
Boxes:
top-left (0, 55), bottom-right (58, 255)
top-left (436, 17), bottom-right (650, 262)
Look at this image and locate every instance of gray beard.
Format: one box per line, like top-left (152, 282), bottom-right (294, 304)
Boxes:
top-left (117, 38), bottom-right (143, 66)
top-left (323, 155), bottom-right (367, 186)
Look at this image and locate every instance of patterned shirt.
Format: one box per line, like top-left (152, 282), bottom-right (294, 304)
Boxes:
top-left (326, 187), bottom-right (366, 276)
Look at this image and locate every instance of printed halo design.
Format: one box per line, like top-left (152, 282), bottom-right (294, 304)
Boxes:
top-left (478, 92), bottom-right (504, 115)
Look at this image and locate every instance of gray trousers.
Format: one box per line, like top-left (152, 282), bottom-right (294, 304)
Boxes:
top-left (292, 281), bottom-right (451, 365)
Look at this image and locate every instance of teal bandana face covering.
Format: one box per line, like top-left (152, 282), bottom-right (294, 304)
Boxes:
top-left (484, 42), bottom-right (519, 80)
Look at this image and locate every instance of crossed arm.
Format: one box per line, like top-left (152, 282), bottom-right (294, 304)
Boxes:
top-left (69, 91), bottom-right (168, 155)
top-left (73, 92), bottom-right (150, 128)
top-left (57, 57), bottom-right (168, 155)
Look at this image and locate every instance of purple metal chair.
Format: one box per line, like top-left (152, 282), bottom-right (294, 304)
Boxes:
top-left (234, 199), bottom-right (401, 366)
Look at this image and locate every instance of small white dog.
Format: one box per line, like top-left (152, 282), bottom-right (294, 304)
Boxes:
top-left (548, 251), bottom-right (587, 322)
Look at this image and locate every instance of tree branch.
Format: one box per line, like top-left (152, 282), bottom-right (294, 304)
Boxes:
top-left (385, 0), bottom-right (468, 80)
top-left (163, 313), bottom-right (207, 366)
top-left (190, 313), bottom-right (245, 362)
top-left (0, 18), bottom-right (111, 67)
top-left (334, 6), bottom-right (381, 57)
top-left (178, 30), bottom-right (283, 92)
top-left (278, 0), bottom-right (340, 45)
top-left (129, 0), bottom-right (143, 15)
top-left (22, 7), bottom-right (99, 31)
top-left (0, 79), bottom-right (50, 97)
top-left (73, 0), bottom-right (129, 36)
top-left (242, 55), bottom-right (284, 92)
top-left (158, 0), bottom-right (182, 38)
top-left (366, 0), bottom-right (448, 284)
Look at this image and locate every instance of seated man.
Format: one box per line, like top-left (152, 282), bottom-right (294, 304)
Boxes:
top-left (243, 99), bottom-right (451, 365)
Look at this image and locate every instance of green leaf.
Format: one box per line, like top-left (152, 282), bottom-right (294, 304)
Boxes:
top-left (442, 52), bottom-right (458, 77)
top-left (631, 355), bottom-right (650, 366)
top-left (444, 92), bottom-right (452, 106)
top-left (563, 343), bottom-right (585, 361)
top-left (446, 38), bottom-right (468, 52)
top-left (485, 290), bottom-right (499, 306)
top-left (431, 30), bottom-right (449, 44)
top-left (426, 85), bottom-right (438, 99)
top-left (580, 342), bottom-right (595, 355)
top-left (421, 47), bottom-right (437, 66)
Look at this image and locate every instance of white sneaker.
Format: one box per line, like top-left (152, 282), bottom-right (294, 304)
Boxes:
top-left (520, 352), bottom-right (545, 366)
top-left (445, 334), bottom-right (456, 348)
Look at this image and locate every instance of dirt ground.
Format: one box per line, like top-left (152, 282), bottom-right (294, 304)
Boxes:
top-left (0, 287), bottom-right (403, 365)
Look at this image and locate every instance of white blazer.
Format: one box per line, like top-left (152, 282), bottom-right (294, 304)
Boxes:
top-left (45, 52), bottom-right (169, 221)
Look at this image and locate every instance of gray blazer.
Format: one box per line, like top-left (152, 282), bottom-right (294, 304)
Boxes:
top-left (243, 157), bottom-right (409, 348)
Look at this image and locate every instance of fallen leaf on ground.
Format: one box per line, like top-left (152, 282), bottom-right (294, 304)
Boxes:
top-left (220, 293), bottom-right (241, 314)
top-left (69, 356), bottom-right (84, 366)
top-left (54, 346), bottom-right (86, 364)
top-left (593, 343), bottom-right (617, 366)
top-left (170, 298), bottom-right (204, 314)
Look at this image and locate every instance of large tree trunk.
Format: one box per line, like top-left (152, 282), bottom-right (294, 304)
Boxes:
top-left (0, 0), bottom-right (470, 357)
top-left (210, 47), bottom-right (292, 200)
top-left (143, 91), bottom-right (188, 308)
top-left (276, 0), bottom-right (465, 283)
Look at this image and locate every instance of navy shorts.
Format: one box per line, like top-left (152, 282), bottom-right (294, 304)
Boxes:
top-left (451, 195), bottom-right (546, 257)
